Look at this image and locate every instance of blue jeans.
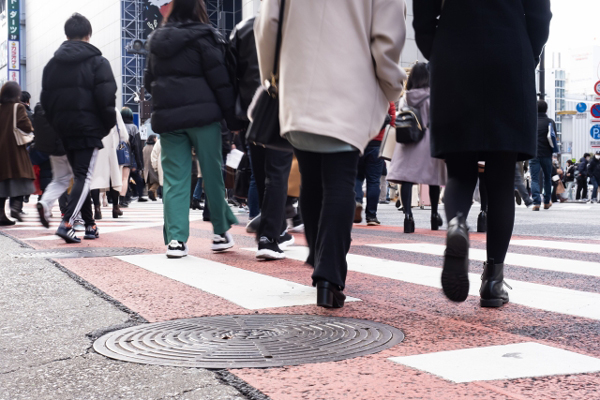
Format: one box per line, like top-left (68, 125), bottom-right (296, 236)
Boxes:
top-left (355, 141), bottom-right (384, 218)
top-left (193, 178), bottom-right (203, 200)
top-left (530, 157), bottom-right (553, 205)
top-left (592, 177), bottom-right (598, 201)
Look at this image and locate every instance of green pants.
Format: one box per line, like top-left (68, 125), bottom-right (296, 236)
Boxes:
top-left (160, 123), bottom-right (238, 244)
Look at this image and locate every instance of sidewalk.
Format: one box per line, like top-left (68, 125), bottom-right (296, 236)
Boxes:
top-left (0, 233), bottom-right (251, 400)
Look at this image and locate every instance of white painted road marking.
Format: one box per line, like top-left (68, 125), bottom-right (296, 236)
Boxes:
top-left (117, 254), bottom-right (360, 310)
top-left (370, 243), bottom-right (600, 278)
top-left (389, 342), bottom-right (600, 383)
top-left (511, 239), bottom-right (600, 254)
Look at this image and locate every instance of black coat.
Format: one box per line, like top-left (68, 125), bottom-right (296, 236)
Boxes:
top-left (588, 157), bottom-right (600, 182)
top-left (413, 0), bottom-right (551, 161)
top-left (229, 17), bottom-right (261, 119)
top-left (564, 165), bottom-right (575, 182)
top-left (578, 157), bottom-right (589, 178)
top-left (32, 103), bottom-right (65, 156)
top-left (145, 22), bottom-right (238, 134)
top-left (536, 113), bottom-right (556, 158)
top-left (41, 41), bottom-right (117, 151)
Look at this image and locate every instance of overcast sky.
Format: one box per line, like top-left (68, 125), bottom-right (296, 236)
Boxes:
top-left (546, 0), bottom-right (599, 54)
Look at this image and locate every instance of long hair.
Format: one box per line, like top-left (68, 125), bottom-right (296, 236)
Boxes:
top-left (164, 0), bottom-right (209, 24)
top-left (0, 81), bottom-right (22, 104)
top-left (406, 62), bottom-right (430, 90)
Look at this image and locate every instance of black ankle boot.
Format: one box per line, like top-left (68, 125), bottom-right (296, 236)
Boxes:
top-left (442, 213), bottom-right (470, 302)
top-left (480, 259), bottom-right (511, 308)
top-left (316, 281), bottom-right (346, 308)
top-left (404, 215), bottom-right (415, 233)
top-left (431, 213), bottom-right (443, 231)
top-left (477, 211), bottom-right (487, 233)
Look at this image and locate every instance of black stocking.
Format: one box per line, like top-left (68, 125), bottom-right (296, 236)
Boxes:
top-left (430, 185), bottom-right (440, 215)
top-left (400, 182), bottom-right (414, 216)
top-left (91, 189), bottom-right (100, 207)
top-left (479, 172), bottom-right (488, 212)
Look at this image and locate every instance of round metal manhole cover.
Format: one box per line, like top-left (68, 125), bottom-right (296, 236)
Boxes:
top-left (11, 247), bottom-right (149, 259)
top-left (93, 315), bottom-right (404, 369)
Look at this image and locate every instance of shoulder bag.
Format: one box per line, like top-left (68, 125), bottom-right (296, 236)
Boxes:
top-left (115, 124), bottom-right (131, 166)
top-left (12, 104), bottom-right (34, 146)
top-left (245, 0), bottom-right (293, 153)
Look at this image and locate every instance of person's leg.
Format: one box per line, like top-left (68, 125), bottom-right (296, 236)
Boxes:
top-left (514, 163), bottom-right (531, 204)
top-left (160, 130), bottom-right (193, 245)
top-left (39, 155), bottom-right (73, 214)
top-left (444, 154), bottom-right (479, 222)
top-left (9, 197), bottom-right (24, 221)
top-left (193, 178), bottom-right (203, 201)
top-left (62, 148), bottom-right (99, 226)
top-left (592, 177), bottom-right (599, 201)
top-left (0, 198), bottom-right (12, 224)
top-left (249, 144), bottom-right (267, 209)
top-left (582, 177), bottom-right (589, 200)
top-left (80, 192), bottom-right (95, 227)
top-left (91, 189), bottom-right (100, 207)
top-left (190, 123), bottom-right (238, 236)
top-left (364, 143), bottom-right (384, 220)
top-left (529, 158), bottom-right (542, 205)
top-left (566, 181), bottom-right (575, 201)
top-left (540, 157), bottom-right (553, 205)
top-left (132, 170), bottom-right (145, 199)
top-left (355, 154), bottom-right (366, 205)
top-left (294, 148), bottom-right (323, 268)
top-left (400, 182), bottom-right (414, 216)
top-left (430, 185), bottom-right (440, 214)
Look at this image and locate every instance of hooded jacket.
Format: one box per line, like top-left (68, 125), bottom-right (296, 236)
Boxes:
top-left (41, 40), bottom-right (117, 151)
top-left (32, 103), bottom-right (65, 156)
top-left (144, 22), bottom-right (238, 134)
top-left (588, 156), bottom-right (600, 182)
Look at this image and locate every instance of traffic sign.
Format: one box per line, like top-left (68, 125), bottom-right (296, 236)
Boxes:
top-left (591, 125), bottom-right (600, 140)
top-left (595, 81), bottom-right (600, 97)
top-left (592, 104), bottom-right (600, 119)
top-left (577, 103), bottom-right (587, 113)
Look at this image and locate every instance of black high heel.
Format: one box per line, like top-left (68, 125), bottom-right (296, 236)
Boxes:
top-left (431, 213), bottom-right (443, 231)
top-left (441, 213), bottom-right (470, 302)
top-left (477, 211), bottom-right (487, 233)
top-left (316, 281), bottom-right (346, 308)
top-left (404, 215), bottom-right (415, 233)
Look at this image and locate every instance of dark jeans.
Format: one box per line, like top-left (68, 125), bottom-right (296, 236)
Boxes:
top-left (64, 148), bottom-right (98, 226)
top-left (249, 144), bottom-right (293, 240)
top-left (246, 144), bottom-right (260, 219)
top-left (193, 178), bottom-right (203, 201)
top-left (355, 141), bottom-right (384, 218)
top-left (529, 157), bottom-right (553, 205)
top-left (592, 177), bottom-right (599, 201)
top-left (295, 149), bottom-right (360, 289)
top-left (576, 176), bottom-right (588, 200)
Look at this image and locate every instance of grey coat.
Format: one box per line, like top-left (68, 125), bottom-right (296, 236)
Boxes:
top-left (388, 89), bottom-right (447, 186)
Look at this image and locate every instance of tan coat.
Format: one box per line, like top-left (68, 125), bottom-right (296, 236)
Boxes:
top-left (255, 0), bottom-right (407, 152)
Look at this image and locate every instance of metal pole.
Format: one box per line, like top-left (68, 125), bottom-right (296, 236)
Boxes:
top-left (539, 48), bottom-right (546, 101)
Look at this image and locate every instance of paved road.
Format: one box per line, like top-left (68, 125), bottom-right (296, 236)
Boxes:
top-left (1, 198), bottom-right (599, 400)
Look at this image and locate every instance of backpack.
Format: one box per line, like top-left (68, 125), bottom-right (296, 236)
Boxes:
top-left (395, 95), bottom-right (429, 144)
top-left (210, 28), bottom-right (238, 97)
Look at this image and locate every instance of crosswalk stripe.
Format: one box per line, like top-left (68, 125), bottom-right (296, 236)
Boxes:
top-left (270, 246), bottom-right (600, 321)
top-left (369, 243), bottom-right (600, 278)
top-left (511, 239), bottom-right (600, 254)
top-left (116, 254), bottom-right (360, 310)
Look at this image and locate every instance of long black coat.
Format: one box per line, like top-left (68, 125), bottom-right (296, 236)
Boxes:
top-left (413, 0), bottom-right (552, 161)
top-left (145, 22), bottom-right (239, 134)
top-left (41, 41), bottom-right (117, 151)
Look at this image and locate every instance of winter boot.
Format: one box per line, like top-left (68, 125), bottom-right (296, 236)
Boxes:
top-left (480, 259), bottom-right (511, 308)
top-left (477, 211), bottom-right (487, 233)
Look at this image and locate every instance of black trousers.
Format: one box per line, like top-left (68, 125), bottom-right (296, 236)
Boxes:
top-left (63, 148), bottom-right (98, 226)
top-left (294, 149), bottom-right (359, 289)
top-left (249, 144), bottom-right (293, 241)
top-left (576, 176), bottom-right (588, 200)
top-left (129, 169), bottom-right (145, 198)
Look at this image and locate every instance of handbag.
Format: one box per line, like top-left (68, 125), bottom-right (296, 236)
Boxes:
top-left (246, 0), bottom-right (293, 153)
top-left (115, 123), bottom-right (131, 166)
top-left (395, 96), bottom-right (429, 144)
top-left (234, 154), bottom-right (252, 199)
top-left (378, 125), bottom-right (397, 161)
top-left (12, 104), bottom-right (34, 146)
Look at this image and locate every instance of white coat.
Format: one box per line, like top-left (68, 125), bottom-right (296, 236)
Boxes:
top-left (91, 110), bottom-right (129, 192)
top-left (151, 139), bottom-right (163, 186)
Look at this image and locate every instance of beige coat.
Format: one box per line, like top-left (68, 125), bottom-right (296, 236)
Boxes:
top-left (151, 139), bottom-right (164, 186)
top-left (91, 110), bottom-right (128, 192)
top-left (255, 0), bottom-right (407, 152)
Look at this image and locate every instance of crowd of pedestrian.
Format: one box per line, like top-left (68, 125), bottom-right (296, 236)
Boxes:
top-left (0, 0), bottom-right (559, 311)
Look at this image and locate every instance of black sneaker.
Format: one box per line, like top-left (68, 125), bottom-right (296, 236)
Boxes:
top-left (366, 217), bottom-right (380, 226)
top-left (278, 232), bottom-right (295, 249)
top-left (137, 197), bottom-right (148, 202)
top-left (256, 237), bottom-right (285, 260)
top-left (37, 202), bottom-right (50, 228)
top-left (212, 232), bottom-right (234, 252)
top-left (166, 240), bottom-right (188, 258)
top-left (56, 222), bottom-right (81, 244)
top-left (84, 225), bottom-right (99, 240)
top-left (246, 214), bottom-right (261, 234)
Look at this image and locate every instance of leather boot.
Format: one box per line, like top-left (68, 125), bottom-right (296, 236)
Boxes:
top-left (404, 215), bottom-right (415, 233)
top-left (477, 211), bottom-right (487, 233)
top-left (442, 213), bottom-right (470, 302)
top-left (94, 206), bottom-right (102, 220)
top-left (480, 259), bottom-right (511, 308)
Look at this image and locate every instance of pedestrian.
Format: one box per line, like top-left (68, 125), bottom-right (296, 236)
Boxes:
top-left (576, 153), bottom-right (590, 201)
top-left (121, 107), bottom-right (148, 203)
top-left (143, 134), bottom-right (160, 201)
top-left (145, 0), bottom-right (239, 258)
top-left (90, 109), bottom-right (128, 219)
top-left (355, 101), bottom-right (396, 226)
top-left (0, 82), bottom-right (35, 226)
top-left (514, 162), bottom-right (534, 207)
top-left (414, 0), bottom-right (551, 307)
top-left (387, 63), bottom-right (447, 233)
top-left (41, 13), bottom-right (117, 243)
top-left (587, 151), bottom-right (600, 203)
top-left (530, 100), bottom-right (557, 211)
top-left (564, 159), bottom-right (576, 201)
top-left (256, 0), bottom-right (407, 307)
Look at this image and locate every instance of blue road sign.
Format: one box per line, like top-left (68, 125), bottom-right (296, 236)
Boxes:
top-left (592, 104), bottom-right (600, 119)
top-left (577, 103), bottom-right (587, 113)
top-left (591, 125), bottom-right (600, 140)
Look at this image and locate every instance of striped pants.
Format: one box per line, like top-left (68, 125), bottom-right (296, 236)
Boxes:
top-left (63, 147), bottom-right (99, 226)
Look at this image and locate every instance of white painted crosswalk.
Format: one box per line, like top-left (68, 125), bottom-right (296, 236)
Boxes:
top-left (369, 242), bottom-right (600, 277)
top-left (511, 239), bottom-right (600, 254)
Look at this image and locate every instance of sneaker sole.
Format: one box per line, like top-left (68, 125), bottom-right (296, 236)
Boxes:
top-left (367, 222), bottom-right (380, 226)
top-left (56, 232), bottom-right (81, 244)
top-left (256, 249), bottom-right (286, 260)
top-left (166, 253), bottom-right (188, 259)
top-left (83, 234), bottom-right (99, 240)
top-left (441, 230), bottom-right (470, 302)
top-left (212, 243), bottom-right (234, 252)
top-left (480, 297), bottom-right (509, 308)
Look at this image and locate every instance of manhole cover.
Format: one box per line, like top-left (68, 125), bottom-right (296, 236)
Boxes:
top-left (93, 315), bottom-right (404, 368)
top-left (11, 247), bottom-right (148, 259)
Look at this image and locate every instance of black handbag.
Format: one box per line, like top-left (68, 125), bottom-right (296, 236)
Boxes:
top-left (234, 154), bottom-right (252, 199)
top-left (246, 0), bottom-right (293, 153)
top-left (395, 95), bottom-right (430, 144)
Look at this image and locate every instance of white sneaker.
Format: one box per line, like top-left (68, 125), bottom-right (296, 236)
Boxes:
top-left (278, 232), bottom-right (295, 249)
top-left (289, 223), bottom-right (304, 234)
top-left (212, 232), bottom-right (234, 252)
top-left (73, 220), bottom-right (85, 232)
top-left (166, 240), bottom-right (188, 258)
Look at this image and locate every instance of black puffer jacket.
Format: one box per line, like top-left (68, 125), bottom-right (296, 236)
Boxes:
top-left (41, 40), bottom-right (117, 150)
top-left (588, 156), bottom-right (600, 182)
top-left (32, 103), bottom-right (65, 156)
top-left (229, 17), bottom-right (261, 119)
top-left (536, 113), bottom-right (556, 158)
top-left (145, 22), bottom-right (238, 134)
